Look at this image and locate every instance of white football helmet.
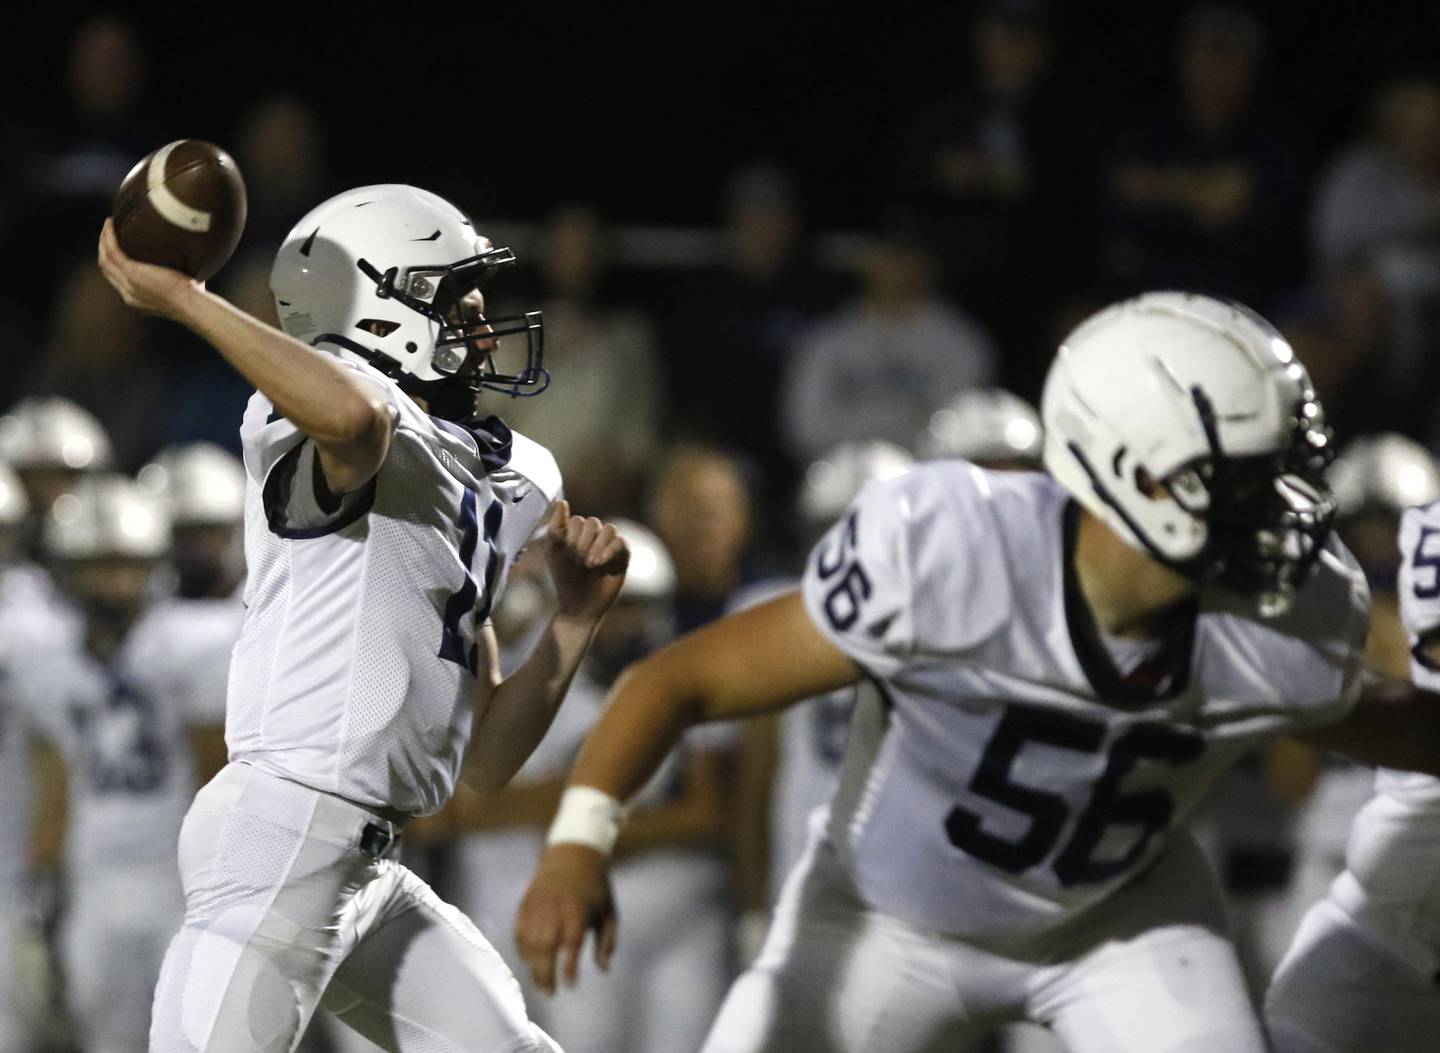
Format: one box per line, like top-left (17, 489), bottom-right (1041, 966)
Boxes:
top-left (611, 519), bottom-right (676, 602)
top-left (270, 184), bottom-right (545, 420)
top-left (0, 459), bottom-right (27, 526)
top-left (137, 442), bottom-right (247, 526)
top-left (800, 440), bottom-right (915, 527)
top-left (0, 397), bottom-right (112, 471)
top-left (1043, 292), bottom-right (1335, 617)
top-left (1328, 433), bottom-right (1440, 519)
top-left (919, 388), bottom-right (1044, 466)
top-left (45, 474), bottom-right (170, 562)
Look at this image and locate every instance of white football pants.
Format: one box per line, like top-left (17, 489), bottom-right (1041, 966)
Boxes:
top-left (546, 851), bottom-right (732, 1053)
top-left (148, 762), bottom-right (560, 1053)
top-left (1265, 792), bottom-right (1440, 1053)
top-left (702, 830), bottom-right (1266, 1053)
top-left (0, 891), bottom-right (38, 1053)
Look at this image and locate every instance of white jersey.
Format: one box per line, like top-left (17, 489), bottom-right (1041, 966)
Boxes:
top-left (1378, 504), bottom-right (1440, 810)
top-left (9, 598), bottom-right (235, 870)
top-left (0, 564), bottom-right (69, 892)
top-left (802, 463), bottom-right (1368, 949)
top-left (229, 363), bottom-right (561, 816)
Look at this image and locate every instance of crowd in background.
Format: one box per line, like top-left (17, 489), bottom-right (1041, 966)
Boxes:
top-left (2, 3), bottom-right (1440, 1051)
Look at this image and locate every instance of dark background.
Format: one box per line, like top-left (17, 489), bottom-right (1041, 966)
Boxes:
top-left (5, 2), bottom-right (1438, 226)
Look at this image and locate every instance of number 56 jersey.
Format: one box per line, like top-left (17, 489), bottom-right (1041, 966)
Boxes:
top-left (800, 462), bottom-right (1368, 950)
top-left (231, 361), bottom-right (561, 818)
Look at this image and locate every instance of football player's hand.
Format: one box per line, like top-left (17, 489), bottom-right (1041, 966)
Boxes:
top-left (515, 842), bottom-right (617, 995)
top-left (97, 218), bottom-right (202, 322)
top-left (546, 501), bottom-right (628, 622)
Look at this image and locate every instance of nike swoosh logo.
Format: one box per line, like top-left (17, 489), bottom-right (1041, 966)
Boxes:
top-left (510, 491), bottom-right (527, 503)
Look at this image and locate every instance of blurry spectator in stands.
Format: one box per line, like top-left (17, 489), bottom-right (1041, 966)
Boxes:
top-left (895, 0), bottom-right (1094, 397)
top-left (27, 262), bottom-right (171, 470)
top-left (1101, 5), bottom-right (1304, 306)
top-left (1272, 265), bottom-right (1393, 442)
top-left (666, 164), bottom-right (841, 504)
top-left (236, 95), bottom-right (328, 250)
top-left (781, 220), bottom-right (996, 465)
top-left (1312, 76), bottom-right (1440, 271)
top-left (647, 442), bottom-right (754, 635)
top-left (498, 204), bottom-right (661, 516)
top-left (11, 16), bottom-right (163, 313)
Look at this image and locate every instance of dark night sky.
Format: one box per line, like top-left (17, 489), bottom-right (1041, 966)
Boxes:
top-left (4, 2), bottom-right (1439, 226)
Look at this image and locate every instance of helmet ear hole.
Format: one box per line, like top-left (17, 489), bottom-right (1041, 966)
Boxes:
top-left (356, 319), bottom-right (400, 337)
top-left (1134, 466), bottom-right (1162, 500)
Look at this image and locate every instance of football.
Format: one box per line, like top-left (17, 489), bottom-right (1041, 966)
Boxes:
top-left (112, 140), bottom-right (247, 281)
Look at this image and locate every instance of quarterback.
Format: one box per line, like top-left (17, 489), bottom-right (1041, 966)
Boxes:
top-left (519, 293), bottom-right (1440, 1052)
top-left (98, 185), bottom-right (626, 1052)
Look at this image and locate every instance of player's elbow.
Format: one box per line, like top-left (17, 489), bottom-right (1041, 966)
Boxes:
top-left (329, 392), bottom-right (393, 447)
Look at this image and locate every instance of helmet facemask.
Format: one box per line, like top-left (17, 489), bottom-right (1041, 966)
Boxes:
top-left (347, 247), bottom-right (547, 420)
top-left (1161, 386), bottom-right (1336, 616)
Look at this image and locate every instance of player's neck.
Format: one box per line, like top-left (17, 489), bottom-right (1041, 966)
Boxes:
top-left (1074, 511), bottom-right (1195, 639)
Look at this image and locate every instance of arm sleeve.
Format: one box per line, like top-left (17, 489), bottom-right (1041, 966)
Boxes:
top-left (240, 365), bottom-right (399, 540)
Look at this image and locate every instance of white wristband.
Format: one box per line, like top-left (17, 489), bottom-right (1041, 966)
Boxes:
top-left (546, 786), bottom-right (625, 855)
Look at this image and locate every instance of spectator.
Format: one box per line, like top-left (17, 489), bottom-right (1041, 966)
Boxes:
top-left (235, 95), bottom-right (328, 251)
top-left (666, 165), bottom-right (843, 502)
top-left (495, 204), bottom-right (662, 516)
top-left (28, 262), bottom-right (171, 470)
top-left (1312, 76), bottom-right (1440, 271)
top-left (11, 16), bottom-right (165, 312)
top-left (647, 442), bottom-right (755, 634)
top-left (1101, 5), bottom-right (1304, 305)
top-left (781, 222), bottom-right (996, 465)
top-left (895, 0), bottom-right (1095, 395)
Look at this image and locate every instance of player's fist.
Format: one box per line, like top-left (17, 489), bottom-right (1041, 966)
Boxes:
top-left (545, 501), bottom-right (628, 621)
top-left (97, 218), bottom-right (203, 322)
top-left (515, 842), bottom-right (618, 995)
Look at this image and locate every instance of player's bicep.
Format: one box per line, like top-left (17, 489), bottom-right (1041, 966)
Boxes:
top-left (648, 590), bottom-right (863, 724)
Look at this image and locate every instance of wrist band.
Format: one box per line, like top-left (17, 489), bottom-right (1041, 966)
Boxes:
top-left (546, 786), bottom-right (625, 855)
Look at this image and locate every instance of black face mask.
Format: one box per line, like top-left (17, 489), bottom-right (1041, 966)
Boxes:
top-left (81, 596), bottom-right (144, 658)
top-left (172, 554), bottom-right (228, 600)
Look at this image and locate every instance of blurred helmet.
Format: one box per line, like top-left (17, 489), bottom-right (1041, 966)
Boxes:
top-left (799, 441), bottom-right (915, 527)
top-left (918, 388), bottom-right (1044, 466)
top-left (0, 459), bottom-right (27, 526)
top-left (1328, 433), bottom-right (1440, 519)
top-left (270, 184), bottom-right (545, 421)
top-left (0, 397), bottom-right (112, 471)
top-left (137, 442), bottom-right (247, 526)
top-left (1042, 292), bottom-right (1335, 617)
top-left (611, 519), bottom-right (676, 602)
top-left (45, 474), bottom-right (170, 561)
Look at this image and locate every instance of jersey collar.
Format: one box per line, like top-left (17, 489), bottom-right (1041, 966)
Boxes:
top-left (1061, 500), bottom-right (1198, 708)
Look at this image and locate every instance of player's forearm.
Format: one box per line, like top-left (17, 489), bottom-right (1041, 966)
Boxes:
top-left (461, 613), bottom-right (603, 795)
top-left (566, 656), bottom-right (706, 803)
top-left (171, 286), bottom-right (394, 453)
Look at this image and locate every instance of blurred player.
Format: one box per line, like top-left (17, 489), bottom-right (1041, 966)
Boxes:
top-left (415, 547), bottom-right (578, 1032)
top-left (733, 441), bottom-right (914, 953)
top-left (97, 184), bottom-right (626, 1052)
top-left (0, 458), bottom-right (50, 1053)
top-left (915, 387), bottom-right (1044, 469)
top-left (518, 293), bottom-right (1440, 1052)
top-left (1265, 452), bottom-right (1440, 1053)
top-left (0, 397), bottom-right (111, 560)
top-left (14, 476), bottom-right (232, 1053)
top-left (1268, 435), bottom-right (1440, 956)
top-left (546, 520), bottom-right (737, 1053)
top-left (138, 442), bottom-right (249, 601)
